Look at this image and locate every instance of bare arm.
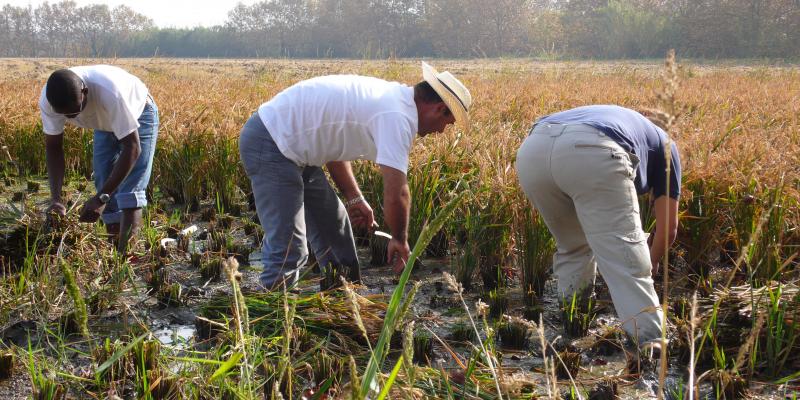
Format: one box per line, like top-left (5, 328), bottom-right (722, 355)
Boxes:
top-left (77, 131), bottom-right (141, 223)
top-left (326, 161), bottom-right (362, 201)
top-left (44, 133), bottom-right (66, 207)
top-left (380, 165), bottom-right (411, 273)
top-left (327, 161), bottom-right (375, 229)
top-left (381, 165), bottom-right (409, 241)
top-left (98, 131), bottom-right (141, 195)
top-left (650, 195), bottom-right (679, 274)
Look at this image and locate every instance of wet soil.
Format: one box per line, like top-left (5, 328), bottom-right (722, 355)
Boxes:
top-left (0, 178), bottom-right (794, 399)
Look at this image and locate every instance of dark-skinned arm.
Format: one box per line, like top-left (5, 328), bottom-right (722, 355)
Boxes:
top-left (380, 165), bottom-right (411, 273)
top-left (100, 131), bottom-right (141, 195)
top-left (79, 131), bottom-right (141, 222)
top-left (44, 133), bottom-right (67, 215)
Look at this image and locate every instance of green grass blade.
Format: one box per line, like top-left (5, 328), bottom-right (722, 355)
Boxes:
top-left (311, 376), bottom-right (334, 400)
top-left (95, 333), bottom-right (147, 380)
top-left (166, 356), bottom-right (227, 365)
top-left (360, 189), bottom-right (466, 397)
top-left (376, 355), bottom-right (404, 400)
top-left (210, 352), bottom-right (243, 382)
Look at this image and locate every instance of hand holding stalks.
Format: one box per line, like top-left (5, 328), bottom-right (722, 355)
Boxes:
top-left (45, 201), bottom-right (67, 232)
top-left (346, 197), bottom-right (375, 231)
top-left (387, 237), bottom-right (410, 274)
top-left (47, 201), bottom-right (67, 217)
top-left (78, 195), bottom-right (106, 223)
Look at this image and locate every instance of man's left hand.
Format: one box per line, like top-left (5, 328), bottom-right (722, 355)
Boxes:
top-left (346, 199), bottom-right (375, 230)
top-left (78, 195), bottom-right (106, 223)
top-left (388, 238), bottom-right (411, 274)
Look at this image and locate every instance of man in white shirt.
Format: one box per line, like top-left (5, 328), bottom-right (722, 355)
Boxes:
top-left (240, 62), bottom-right (471, 290)
top-left (40, 65), bottom-right (159, 255)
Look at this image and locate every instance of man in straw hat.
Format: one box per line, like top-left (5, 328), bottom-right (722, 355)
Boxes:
top-left (239, 62), bottom-right (471, 290)
top-left (515, 105), bottom-right (681, 352)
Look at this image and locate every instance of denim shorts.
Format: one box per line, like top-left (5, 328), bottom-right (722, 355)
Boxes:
top-left (92, 97), bottom-right (159, 224)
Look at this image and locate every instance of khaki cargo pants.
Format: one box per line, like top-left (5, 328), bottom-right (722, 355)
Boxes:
top-left (516, 123), bottom-right (662, 344)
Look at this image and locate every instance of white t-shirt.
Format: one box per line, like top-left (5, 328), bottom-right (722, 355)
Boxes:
top-left (39, 65), bottom-right (150, 140)
top-left (258, 75), bottom-right (418, 173)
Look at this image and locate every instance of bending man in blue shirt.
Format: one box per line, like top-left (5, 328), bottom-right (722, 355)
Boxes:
top-left (516, 105), bottom-right (680, 347)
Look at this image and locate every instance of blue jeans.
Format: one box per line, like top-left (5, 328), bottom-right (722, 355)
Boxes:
top-left (93, 98), bottom-right (159, 224)
top-left (239, 113), bottom-right (360, 290)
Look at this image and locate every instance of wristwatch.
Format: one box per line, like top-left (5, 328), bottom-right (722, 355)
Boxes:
top-left (97, 193), bottom-right (111, 204)
top-left (344, 195), bottom-right (365, 208)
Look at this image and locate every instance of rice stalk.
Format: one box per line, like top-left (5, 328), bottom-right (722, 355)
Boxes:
top-left (443, 272), bottom-right (503, 400)
top-left (54, 224), bottom-right (88, 337)
top-left (222, 256), bottom-right (251, 389)
top-left (359, 188), bottom-right (466, 398)
top-left (401, 320), bottom-right (416, 386)
top-left (651, 49), bottom-right (683, 400)
top-left (341, 277), bottom-right (373, 354)
top-left (688, 292), bottom-right (698, 400)
top-left (538, 313), bottom-right (558, 399)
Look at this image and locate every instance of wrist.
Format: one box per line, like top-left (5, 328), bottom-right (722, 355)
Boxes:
top-left (391, 232), bottom-right (408, 242)
top-left (344, 195), bottom-right (365, 208)
top-left (96, 193), bottom-right (111, 204)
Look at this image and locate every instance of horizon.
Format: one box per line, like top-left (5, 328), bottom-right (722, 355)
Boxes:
top-left (2, 0), bottom-right (259, 28)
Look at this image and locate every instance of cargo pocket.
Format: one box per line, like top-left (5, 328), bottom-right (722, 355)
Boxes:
top-left (611, 151), bottom-right (636, 179)
top-left (617, 230), bottom-right (651, 278)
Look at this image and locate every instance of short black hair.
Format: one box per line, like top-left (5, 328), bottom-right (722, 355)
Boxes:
top-left (413, 81), bottom-right (444, 104)
top-left (45, 69), bottom-right (83, 111)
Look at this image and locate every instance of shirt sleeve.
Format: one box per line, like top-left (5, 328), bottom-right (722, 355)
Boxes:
top-left (668, 141), bottom-right (681, 199)
top-left (651, 141), bottom-right (681, 199)
top-left (39, 87), bottom-right (66, 135)
top-left (105, 89), bottom-right (141, 140)
top-left (371, 112), bottom-right (415, 174)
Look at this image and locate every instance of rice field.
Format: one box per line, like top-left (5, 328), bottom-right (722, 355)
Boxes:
top-left (0, 57), bottom-right (799, 399)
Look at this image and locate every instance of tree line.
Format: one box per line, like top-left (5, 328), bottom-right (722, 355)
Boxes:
top-left (1, 0), bottom-right (798, 59)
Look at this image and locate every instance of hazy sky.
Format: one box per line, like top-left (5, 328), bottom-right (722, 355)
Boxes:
top-left (4, 0), bottom-right (260, 28)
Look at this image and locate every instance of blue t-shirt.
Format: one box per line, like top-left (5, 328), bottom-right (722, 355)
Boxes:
top-left (536, 105), bottom-right (681, 199)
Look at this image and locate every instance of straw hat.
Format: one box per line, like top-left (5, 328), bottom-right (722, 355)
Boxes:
top-left (422, 62), bottom-right (471, 128)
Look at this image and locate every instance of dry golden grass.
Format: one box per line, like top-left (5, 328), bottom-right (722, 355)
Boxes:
top-left (1, 57), bottom-right (798, 400)
top-left (1, 58), bottom-right (797, 274)
top-left (2, 57), bottom-right (796, 191)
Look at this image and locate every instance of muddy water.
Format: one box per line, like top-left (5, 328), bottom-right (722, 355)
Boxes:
top-left (350, 250), bottom-right (790, 399)
top-left (0, 215), bottom-right (788, 399)
top-left (126, 241), bottom-right (774, 399)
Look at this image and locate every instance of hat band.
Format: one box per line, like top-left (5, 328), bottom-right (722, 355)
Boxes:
top-left (437, 78), bottom-right (467, 112)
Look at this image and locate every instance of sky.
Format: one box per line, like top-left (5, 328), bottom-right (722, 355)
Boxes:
top-left (4, 0), bottom-right (261, 28)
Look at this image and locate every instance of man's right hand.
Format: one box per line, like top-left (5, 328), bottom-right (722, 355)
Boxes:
top-left (346, 199), bottom-right (375, 230)
top-left (388, 238), bottom-right (410, 274)
top-left (47, 201), bottom-right (67, 217)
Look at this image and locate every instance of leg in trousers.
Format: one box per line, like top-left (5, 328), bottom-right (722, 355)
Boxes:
top-left (303, 166), bottom-right (361, 286)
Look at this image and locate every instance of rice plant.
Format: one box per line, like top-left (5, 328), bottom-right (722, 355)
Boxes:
top-left (555, 349), bottom-right (582, 380)
top-left (515, 207), bottom-right (554, 306)
top-left (0, 58), bottom-right (798, 399)
top-left (0, 350), bottom-right (14, 380)
top-left (588, 378), bottom-right (618, 400)
top-left (154, 132), bottom-right (207, 211)
top-left (451, 198), bottom-right (512, 291)
top-left (28, 346), bottom-right (64, 400)
top-left (497, 316), bottom-right (532, 350)
top-left (678, 179), bottom-right (721, 276)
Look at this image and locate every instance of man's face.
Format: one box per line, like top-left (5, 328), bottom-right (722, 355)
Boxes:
top-left (418, 102), bottom-right (456, 137)
top-left (53, 83), bottom-right (88, 119)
